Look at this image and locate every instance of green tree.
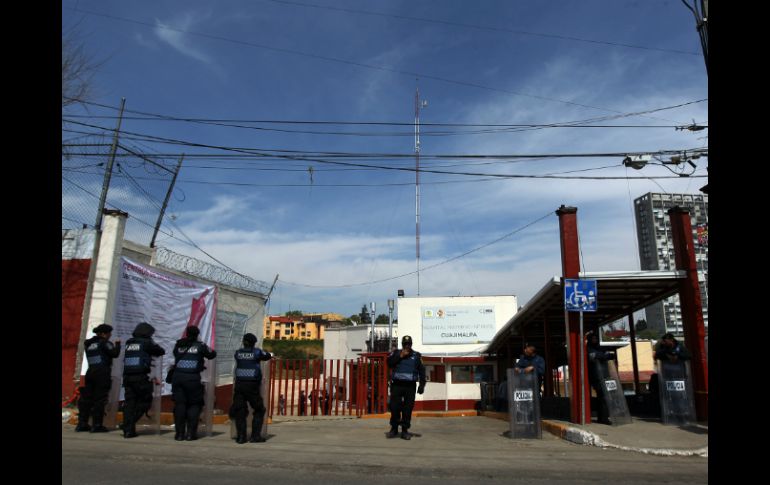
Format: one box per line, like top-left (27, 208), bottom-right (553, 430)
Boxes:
top-left (359, 305), bottom-right (371, 324)
top-left (375, 314), bottom-right (390, 325)
top-left (635, 319), bottom-right (648, 332)
top-left (285, 310), bottom-right (303, 317)
top-left (348, 314), bottom-right (361, 325)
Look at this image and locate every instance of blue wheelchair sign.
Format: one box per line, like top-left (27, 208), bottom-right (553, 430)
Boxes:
top-left (564, 279), bottom-right (597, 312)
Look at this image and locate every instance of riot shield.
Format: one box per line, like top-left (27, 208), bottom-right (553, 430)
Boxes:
top-left (133, 355), bottom-right (163, 435)
top-left (592, 360), bottom-right (632, 426)
top-left (228, 361), bottom-right (271, 439)
top-left (103, 350), bottom-right (124, 430)
top-left (199, 358), bottom-right (217, 437)
top-left (657, 359), bottom-right (696, 426)
top-left (507, 368), bottom-right (541, 439)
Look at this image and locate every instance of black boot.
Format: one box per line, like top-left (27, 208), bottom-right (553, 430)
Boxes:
top-left (235, 421), bottom-right (248, 444)
top-left (186, 421), bottom-right (199, 441)
top-left (249, 429), bottom-right (265, 443)
top-left (400, 426), bottom-right (411, 440)
top-left (123, 423), bottom-right (138, 438)
top-left (75, 421), bottom-right (91, 432)
top-left (386, 427), bottom-right (398, 438)
top-left (90, 418), bottom-right (109, 433)
top-left (174, 416), bottom-right (186, 441)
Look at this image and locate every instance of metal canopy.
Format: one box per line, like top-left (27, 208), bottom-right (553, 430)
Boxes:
top-left (484, 270), bottom-right (686, 366)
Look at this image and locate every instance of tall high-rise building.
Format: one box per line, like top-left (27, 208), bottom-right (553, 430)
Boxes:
top-left (634, 193), bottom-right (708, 336)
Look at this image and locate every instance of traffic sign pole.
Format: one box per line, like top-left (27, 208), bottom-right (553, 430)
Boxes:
top-left (579, 310), bottom-right (585, 425)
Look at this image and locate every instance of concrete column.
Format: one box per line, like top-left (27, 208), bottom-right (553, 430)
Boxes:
top-left (76, 210), bottom-right (128, 375)
top-left (556, 205), bottom-right (591, 424)
top-left (667, 207), bottom-right (708, 421)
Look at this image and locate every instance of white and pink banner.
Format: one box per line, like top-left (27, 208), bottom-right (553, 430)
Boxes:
top-left (82, 257), bottom-right (217, 395)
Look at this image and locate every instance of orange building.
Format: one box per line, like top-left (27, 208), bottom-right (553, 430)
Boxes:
top-left (263, 313), bottom-right (344, 340)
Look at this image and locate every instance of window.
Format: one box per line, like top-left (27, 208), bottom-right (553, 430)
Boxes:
top-left (425, 365), bottom-right (446, 383)
top-left (284, 329), bottom-right (291, 335)
top-left (451, 365), bottom-right (493, 383)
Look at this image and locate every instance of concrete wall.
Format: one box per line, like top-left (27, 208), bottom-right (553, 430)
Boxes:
top-left (617, 340), bottom-right (656, 373)
top-left (323, 324), bottom-right (399, 360)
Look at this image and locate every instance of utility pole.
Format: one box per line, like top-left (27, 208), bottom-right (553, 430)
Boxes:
top-left (414, 86), bottom-right (427, 295)
top-left (387, 299), bottom-right (395, 351)
top-left (95, 98), bottom-right (126, 230)
top-left (681, 0), bottom-right (708, 75)
top-left (150, 154), bottom-right (184, 248)
top-left (369, 301), bottom-right (377, 352)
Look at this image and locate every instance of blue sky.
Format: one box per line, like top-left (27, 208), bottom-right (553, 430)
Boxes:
top-left (62, 0), bottom-right (707, 321)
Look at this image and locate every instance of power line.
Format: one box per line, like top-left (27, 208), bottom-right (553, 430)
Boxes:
top-left (61, 120), bottom-right (708, 180)
top-left (262, 0), bottom-right (702, 57)
top-left (279, 211), bottom-right (554, 288)
top-left (64, 98), bottom-right (707, 137)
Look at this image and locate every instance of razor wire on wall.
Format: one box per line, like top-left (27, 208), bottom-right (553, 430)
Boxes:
top-left (154, 247), bottom-right (271, 296)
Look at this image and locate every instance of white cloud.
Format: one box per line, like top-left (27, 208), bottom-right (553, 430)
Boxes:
top-left (154, 12), bottom-right (214, 65)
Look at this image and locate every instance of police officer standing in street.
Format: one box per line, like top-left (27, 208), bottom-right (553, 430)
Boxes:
top-left (228, 333), bottom-right (272, 444)
top-left (386, 335), bottom-right (426, 440)
top-left (513, 343), bottom-right (546, 395)
top-left (76, 324), bottom-right (121, 432)
top-left (121, 322), bottom-right (166, 438)
top-left (171, 325), bottom-right (216, 441)
top-left (586, 332), bottom-right (614, 425)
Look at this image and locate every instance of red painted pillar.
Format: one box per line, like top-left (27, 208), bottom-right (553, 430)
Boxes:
top-left (556, 205), bottom-right (591, 424)
top-left (667, 207), bottom-right (708, 421)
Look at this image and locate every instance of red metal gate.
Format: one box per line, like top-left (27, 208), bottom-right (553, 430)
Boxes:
top-left (268, 354), bottom-right (389, 419)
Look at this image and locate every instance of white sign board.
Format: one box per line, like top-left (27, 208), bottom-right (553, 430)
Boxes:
top-left (421, 305), bottom-right (496, 344)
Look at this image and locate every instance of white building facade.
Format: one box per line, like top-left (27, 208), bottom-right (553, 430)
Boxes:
top-left (396, 295), bottom-right (517, 411)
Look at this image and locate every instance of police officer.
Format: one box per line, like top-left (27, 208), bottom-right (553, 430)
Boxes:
top-left (654, 333), bottom-right (692, 362)
top-left (171, 325), bottom-right (216, 441)
top-left (76, 324), bottom-right (121, 432)
top-left (228, 333), bottom-right (272, 444)
top-left (514, 343), bottom-right (545, 393)
top-left (586, 332), bottom-right (614, 425)
top-left (121, 322), bottom-right (166, 438)
top-left (386, 335), bottom-right (426, 440)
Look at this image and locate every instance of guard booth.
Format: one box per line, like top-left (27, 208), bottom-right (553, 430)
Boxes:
top-left (592, 359), bottom-right (632, 426)
top-left (230, 361), bottom-right (271, 440)
top-left (657, 359), bottom-right (696, 425)
top-left (506, 368), bottom-right (541, 439)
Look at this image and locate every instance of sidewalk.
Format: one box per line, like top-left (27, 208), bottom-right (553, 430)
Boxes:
top-left (63, 408), bottom-right (707, 456)
top-left (480, 410), bottom-right (707, 456)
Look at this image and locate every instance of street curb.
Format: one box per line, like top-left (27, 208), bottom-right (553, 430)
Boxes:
top-left (65, 412), bottom-right (231, 426)
top-left (540, 419), bottom-right (708, 457)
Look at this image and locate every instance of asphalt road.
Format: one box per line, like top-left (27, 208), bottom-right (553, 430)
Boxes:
top-left (62, 417), bottom-right (707, 484)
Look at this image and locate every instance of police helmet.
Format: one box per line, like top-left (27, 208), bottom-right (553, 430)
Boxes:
top-left (93, 324), bottom-right (113, 335)
top-left (132, 322), bottom-right (155, 338)
top-left (402, 335), bottom-right (413, 346)
top-left (243, 333), bottom-right (257, 346)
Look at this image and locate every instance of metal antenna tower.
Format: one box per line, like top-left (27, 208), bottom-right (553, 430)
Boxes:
top-left (415, 85), bottom-right (427, 295)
